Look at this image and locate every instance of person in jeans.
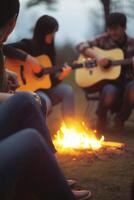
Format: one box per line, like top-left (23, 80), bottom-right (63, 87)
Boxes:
top-left (0, 0), bottom-right (91, 199)
top-left (4, 15), bottom-right (75, 124)
top-left (0, 92), bottom-right (56, 153)
top-left (76, 12), bottom-right (134, 133)
top-left (0, 128), bottom-right (92, 200)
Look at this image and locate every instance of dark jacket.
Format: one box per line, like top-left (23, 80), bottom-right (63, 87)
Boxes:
top-left (4, 15), bottom-right (60, 88)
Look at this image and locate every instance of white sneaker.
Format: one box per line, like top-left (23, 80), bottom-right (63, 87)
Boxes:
top-left (72, 189), bottom-right (92, 200)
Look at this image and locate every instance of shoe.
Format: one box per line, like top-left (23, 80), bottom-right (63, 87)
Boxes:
top-left (72, 189), bottom-right (92, 200)
top-left (67, 179), bottom-right (77, 187)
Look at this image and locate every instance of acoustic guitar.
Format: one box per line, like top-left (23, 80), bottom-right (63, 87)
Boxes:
top-left (5, 54), bottom-right (92, 92)
top-left (75, 47), bottom-right (132, 89)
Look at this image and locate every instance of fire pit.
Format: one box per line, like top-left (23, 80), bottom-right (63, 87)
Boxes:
top-left (53, 121), bottom-right (125, 156)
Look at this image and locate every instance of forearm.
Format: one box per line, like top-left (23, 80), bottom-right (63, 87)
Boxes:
top-left (76, 37), bottom-right (101, 58)
top-left (84, 48), bottom-right (105, 60)
top-left (4, 45), bottom-right (42, 74)
top-left (3, 45), bottom-right (27, 61)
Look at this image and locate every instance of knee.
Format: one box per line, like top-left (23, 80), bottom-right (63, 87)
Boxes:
top-left (15, 92), bottom-right (35, 104)
top-left (15, 92), bottom-right (38, 109)
top-left (102, 85), bottom-right (118, 95)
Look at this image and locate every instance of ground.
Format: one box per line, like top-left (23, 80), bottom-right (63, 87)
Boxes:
top-left (47, 73), bottom-right (134, 200)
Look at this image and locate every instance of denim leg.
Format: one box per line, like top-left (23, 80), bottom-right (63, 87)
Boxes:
top-left (0, 129), bottom-right (75, 200)
top-left (43, 83), bottom-right (75, 121)
top-left (0, 92), bottom-right (56, 153)
top-left (116, 80), bottom-right (134, 122)
top-left (37, 93), bottom-right (47, 117)
top-left (97, 84), bottom-right (120, 120)
top-left (36, 90), bottom-right (52, 115)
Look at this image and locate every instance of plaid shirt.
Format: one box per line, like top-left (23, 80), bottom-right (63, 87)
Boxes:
top-left (76, 32), bottom-right (134, 81)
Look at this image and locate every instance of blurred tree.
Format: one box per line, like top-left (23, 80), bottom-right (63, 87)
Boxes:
top-left (100, 0), bottom-right (134, 21)
top-left (101, 0), bottom-right (110, 21)
top-left (101, 0), bottom-right (134, 23)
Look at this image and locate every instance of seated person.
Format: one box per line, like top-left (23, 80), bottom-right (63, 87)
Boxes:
top-left (76, 12), bottom-right (134, 133)
top-left (0, 129), bottom-right (91, 200)
top-left (0, 0), bottom-right (91, 199)
top-left (4, 15), bottom-right (75, 124)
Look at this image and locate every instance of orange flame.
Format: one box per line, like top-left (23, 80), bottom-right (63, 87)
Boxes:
top-left (53, 121), bottom-right (105, 153)
top-left (53, 121), bottom-right (125, 154)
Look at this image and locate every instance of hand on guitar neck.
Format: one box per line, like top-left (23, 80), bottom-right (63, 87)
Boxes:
top-left (35, 63), bottom-right (72, 80)
top-left (58, 64), bottom-right (72, 80)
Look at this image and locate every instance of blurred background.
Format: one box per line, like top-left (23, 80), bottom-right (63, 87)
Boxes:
top-left (6, 0), bottom-right (134, 65)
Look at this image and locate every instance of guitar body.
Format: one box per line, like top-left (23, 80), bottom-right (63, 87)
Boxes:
top-left (75, 47), bottom-right (124, 89)
top-left (5, 55), bottom-right (52, 92)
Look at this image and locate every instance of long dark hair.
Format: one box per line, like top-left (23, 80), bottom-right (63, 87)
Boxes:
top-left (33, 15), bottom-right (59, 64)
top-left (33, 15), bottom-right (58, 43)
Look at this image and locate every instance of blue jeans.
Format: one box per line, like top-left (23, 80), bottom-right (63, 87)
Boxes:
top-left (97, 84), bottom-right (120, 122)
top-left (0, 92), bottom-right (56, 153)
top-left (97, 80), bottom-right (134, 123)
top-left (37, 83), bottom-right (75, 121)
top-left (0, 129), bottom-right (75, 200)
top-left (115, 80), bottom-right (134, 122)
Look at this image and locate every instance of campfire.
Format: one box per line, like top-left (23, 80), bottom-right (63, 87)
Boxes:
top-left (53, 121), bottom-right (124, 154)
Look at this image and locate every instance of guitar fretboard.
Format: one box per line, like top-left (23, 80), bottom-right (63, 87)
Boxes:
top-left (42, 62), bottom-right (87, 75)
top-left (112, 58), bottom-right (132, 66)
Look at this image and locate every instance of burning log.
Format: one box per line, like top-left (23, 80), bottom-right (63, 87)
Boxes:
top-left (102, 141), bottom-right (124, 148)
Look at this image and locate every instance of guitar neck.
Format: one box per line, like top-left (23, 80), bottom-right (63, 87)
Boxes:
top-left (42, 62), bottom-right (84, 75)
top-left (111, 58), bottom-right (132, 67)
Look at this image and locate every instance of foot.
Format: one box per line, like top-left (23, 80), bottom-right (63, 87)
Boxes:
top-left (72, 189), bottom-right (92, 200)
top-left (67, 179), bottom-right (77, 187)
